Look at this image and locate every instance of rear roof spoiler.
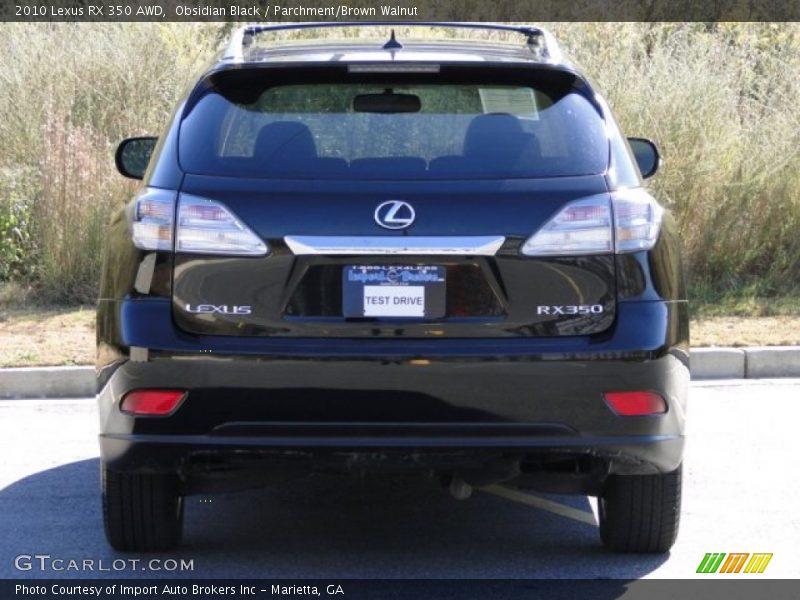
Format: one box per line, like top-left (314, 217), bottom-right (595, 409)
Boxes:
top-left (222, 21), bottom-right (563, 63)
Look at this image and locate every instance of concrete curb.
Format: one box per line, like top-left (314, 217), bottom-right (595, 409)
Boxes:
top-left (0, 366), bottom-right (94, 399)
top-left (1, 347), bottom-right (799, 398)
top-left (690, 348), bottom-right (746, 379)
top-left (745, 346), bottom-right (800, 378)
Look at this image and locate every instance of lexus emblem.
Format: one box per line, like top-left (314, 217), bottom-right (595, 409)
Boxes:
top-left (374, 200), bottom-right (415, 230)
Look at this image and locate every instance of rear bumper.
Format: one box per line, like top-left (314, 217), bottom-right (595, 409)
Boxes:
top-left (100, 428), bottom-right (685, 479)
top-left (97, 298), bottom-right (689, 479)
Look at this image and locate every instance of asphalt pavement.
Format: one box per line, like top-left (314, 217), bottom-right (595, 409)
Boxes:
top-left (1, 379), bottom-right (799, 580)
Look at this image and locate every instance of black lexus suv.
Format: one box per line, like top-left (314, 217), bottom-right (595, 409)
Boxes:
top-left (98, 22), bottom-right (688, 553)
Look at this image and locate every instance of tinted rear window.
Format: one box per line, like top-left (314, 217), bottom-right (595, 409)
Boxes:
top-left (179, 70), bottom-right (608, 180)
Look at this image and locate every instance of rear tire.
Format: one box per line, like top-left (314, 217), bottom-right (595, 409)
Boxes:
top-left (598, 465), bottom-right (681, 553)
top-left (102, 462), bottom-right (183, 552)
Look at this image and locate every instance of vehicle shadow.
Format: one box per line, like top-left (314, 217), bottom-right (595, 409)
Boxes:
top-left (0, 458), bottom-right (668, 590)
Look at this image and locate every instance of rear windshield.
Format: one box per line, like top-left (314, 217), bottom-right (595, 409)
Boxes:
top-left (179, 72), bottom-right (609, 180)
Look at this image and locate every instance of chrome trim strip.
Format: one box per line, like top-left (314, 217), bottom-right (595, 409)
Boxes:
top-left (284, 235), bottom-right (506, 256)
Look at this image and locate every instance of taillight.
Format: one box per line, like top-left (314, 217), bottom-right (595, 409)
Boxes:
top-left (612, 188), bottom-right (664, 253)
top-left (521, 194), bottom-right (612, 256)
top-left (521, 189), bottom-right (663, 256)
top-left (129, 191), bottom-right (268, 256)
top-left (130, 188), bottom-right (176, 251)
top-left (120, 390), bottom-right (186, 416)
top-left (176, 194), bottom-right (268, 256)
top-left (604, 391), bottom-right (667, 416)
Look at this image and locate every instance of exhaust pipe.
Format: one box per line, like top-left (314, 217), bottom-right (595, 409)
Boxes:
top-left (448, 475), bottom-right (472, 500)
top-left (449, 475), bottom-right (473, 500)
top-left (445, 457), bottom-right (522, 500)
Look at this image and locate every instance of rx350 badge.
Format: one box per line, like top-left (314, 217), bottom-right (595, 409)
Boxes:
top-left (537, 304), bottom-right (604, 316)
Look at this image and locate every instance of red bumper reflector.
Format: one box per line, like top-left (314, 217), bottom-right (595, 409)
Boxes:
top-left (604, 391), bottom-right (667, 416)
top-left (120, 390), bottom-right (186, 416)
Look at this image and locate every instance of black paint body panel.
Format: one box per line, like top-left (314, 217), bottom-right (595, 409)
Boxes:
top-left (97, 59), bottom-right (689, 491)
top-left (171, 175), bottom-right (616, 337)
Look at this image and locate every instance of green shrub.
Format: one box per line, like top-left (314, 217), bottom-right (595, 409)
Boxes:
top-left (0, 169), bottom-right (37, 281)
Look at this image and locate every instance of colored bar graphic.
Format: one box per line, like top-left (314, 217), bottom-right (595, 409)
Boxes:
top-left (720, 553), bottom-right (749, 573)
top-left (698, 552), bottom-right (773, 574)
top-left (744, 553), bottom-right (773, 574)
top-left (697, 553), bottom-right (726, 573)
top-left (696, 553), bottom-right (713, 573)
top-left (733, 553), bottom-right (749, 573)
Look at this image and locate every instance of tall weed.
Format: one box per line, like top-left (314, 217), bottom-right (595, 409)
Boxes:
top-left (0, 23), bottom-right (219, 301)
top-left (0, 23), bottom-right (798, 302)
top-left (555, 23), bottom-right (800, 294)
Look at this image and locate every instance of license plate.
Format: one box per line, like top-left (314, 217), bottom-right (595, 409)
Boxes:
top-left (343, 266), bottom-right (446, 319)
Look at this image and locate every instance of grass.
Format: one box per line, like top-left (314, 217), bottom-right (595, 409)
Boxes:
top-left (689, 293), bottom-right (800, 348)
top-left (0, 305), bottom-right (94, 367)
top-left (691, 316), bottom-right (800, 348)
top-left (0, 282), bottom-right (94, 367)
top-left (690, 294), bottom-right (800, 318)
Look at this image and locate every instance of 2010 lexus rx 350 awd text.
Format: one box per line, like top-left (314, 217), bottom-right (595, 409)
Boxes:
top-left (97, 22), bottom-right (689, 553)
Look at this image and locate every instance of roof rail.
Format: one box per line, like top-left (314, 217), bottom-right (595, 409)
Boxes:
top-left (222, 21), bottom-right (562, 63)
